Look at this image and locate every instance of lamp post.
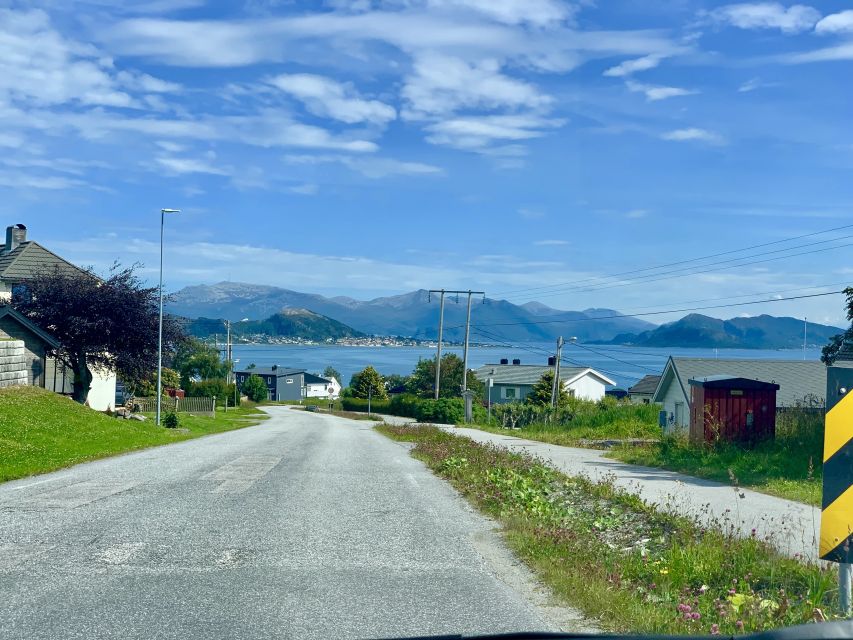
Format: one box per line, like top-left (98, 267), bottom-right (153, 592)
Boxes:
top-left (156, 208), bottom-right (180, 426)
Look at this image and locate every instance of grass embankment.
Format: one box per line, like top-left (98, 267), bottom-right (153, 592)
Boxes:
top-left (0, 386), bottom-right (268, 483)
top-left (377, 424), bottom-right (837, 634)
top-left (608, 409), bottom-right (823, 506)
top-left (472, 401), bottom-right (661, 446)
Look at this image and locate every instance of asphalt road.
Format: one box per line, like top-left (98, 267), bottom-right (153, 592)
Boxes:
top-left (0, 407), bottom-right (588, 640)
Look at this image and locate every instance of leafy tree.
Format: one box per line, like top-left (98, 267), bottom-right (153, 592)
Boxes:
top-left (188, 378), bottom-right (237, 407)
top-left (241, 374), bottom-right (269, 403)
top-left (129, 367), bottom-right (181, 397)
top-left (525, 370), bottom-right (571, 407)
top-left (323, 365), bottom-right (341, 382)
top-left (172, 337), bottom-right (230, 388)
top-left (383, 372), bottom-right (409, 391)
top-left (352, 365), bottom-right (387, 400)
top-left (406, 354), bottom-right (484, 399)
top-left (822, 287), bottom-right (853, 365)
top-left (12, 264), bottom-right (184, 404)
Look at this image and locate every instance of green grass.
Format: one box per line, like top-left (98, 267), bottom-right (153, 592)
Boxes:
top-left (0, 386), bottom-right (268, 483)
top-left (472, 400), bottom-right (661, 446)
top-left (607, 409), bottom-right (823, 506)
top-left (376, 424), bottom-right (839, 634)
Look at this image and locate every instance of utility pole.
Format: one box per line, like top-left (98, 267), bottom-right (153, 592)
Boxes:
top-left (462, 291), bottom-right (473, 392)
top-left (551, 336), bottom-right (564, 408)
top-left (429, 289), bottom-right (485, 399)
top-left (803, 317), bottom-right (807, 360)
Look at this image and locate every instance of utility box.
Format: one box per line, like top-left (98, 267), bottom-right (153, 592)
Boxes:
top-left (688, 376), bottom-right (779, 445)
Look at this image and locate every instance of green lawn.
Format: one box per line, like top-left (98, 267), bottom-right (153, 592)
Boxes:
top-left (0, 386), bottom-right (268, 483)
top-left (376, 424), bottom-right (839, 634)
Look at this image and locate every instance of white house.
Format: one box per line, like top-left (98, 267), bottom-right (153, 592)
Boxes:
top-left (652, 357), bottom-right (827, 433)
top-left (474, 362), bottom-right (616, 404)
top-left (1, 223), bottom-right (117, 410)
top-left (304, 374), bottom-right (341, 399)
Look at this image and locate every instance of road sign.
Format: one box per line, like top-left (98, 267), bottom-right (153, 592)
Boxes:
top-left (821, 366), bottom-right (853, 563)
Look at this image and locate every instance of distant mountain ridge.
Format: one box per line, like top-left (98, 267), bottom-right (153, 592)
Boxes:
top-left (167, 282), bottom-right (655, 342)
top-left (596, 313), bottom-right (843, 349)
top-left (184, 308), bottom-right (364, 341)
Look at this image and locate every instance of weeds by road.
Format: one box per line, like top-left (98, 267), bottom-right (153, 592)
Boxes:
top-left (0, 387), bottom-right (268, 483)
top-left (608, 409), bottom-right (823, 505)
top-left (376, 423), bottom-right (838, 634)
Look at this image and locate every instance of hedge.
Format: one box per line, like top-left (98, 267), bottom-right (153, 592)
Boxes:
top-left (341, 394), bottom-right (482, 425)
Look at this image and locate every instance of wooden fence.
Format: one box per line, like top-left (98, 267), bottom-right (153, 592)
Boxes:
top-left (133, 396), bottom-right (215, 416)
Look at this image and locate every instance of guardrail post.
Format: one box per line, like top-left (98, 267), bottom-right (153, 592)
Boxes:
top-left (212, 396), bottom-right (216, 418)
top-left (841, 563), bottom-right (852, 617)
top-left (175, 396), bottom-right (180, 413)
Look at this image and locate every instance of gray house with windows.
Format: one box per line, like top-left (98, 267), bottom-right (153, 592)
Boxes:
top-left (235, 366), bottom-right (308, 401)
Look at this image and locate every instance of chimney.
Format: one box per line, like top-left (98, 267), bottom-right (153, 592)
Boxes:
top-left (499, 358), bottom-right (509, 365)
top-left (272, 364), bottom-right (278, 371)
top-left (512, 358), bottom-right (521, 366)
top-left (3, 224), bottom-right (26, 255)
top-left (547, 356), bottom-right (556, 366)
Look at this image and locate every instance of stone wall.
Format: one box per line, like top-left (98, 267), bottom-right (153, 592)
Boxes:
top-left (0, 340), bottom-right (27, 388)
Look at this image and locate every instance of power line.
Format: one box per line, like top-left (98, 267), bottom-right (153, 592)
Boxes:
top-left (493, 222), bottom-right (853, 298)
top-left (505, 237), bottom-right (853, 302)
top-left (565, 341), bottom-right (660, 373)
top-left (458, 290), bottom-right (845, 330)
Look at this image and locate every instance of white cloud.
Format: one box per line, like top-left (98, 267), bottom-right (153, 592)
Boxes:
top-left (0, 132), bottom-right (26, 149)
top-left (533, 239), bottom-right (569, 246)
top-left (154, 155), bottom-right (228, 175)
top-left (603, 54), bottom-right (662, 77)
top-left (518, 207), bottom-right (545, 219)
top-left (115, 70), bottom-right (181, 93)
top-left (626, 80), bottom-right (697, 101)
top-left (781, 42), bottom-right (853, 63)
top-left (426, 0), bottom-right (574, 27)
top-left (815, 10), bottom-right (853, 34)
top-left (402, 53), bottom-right (552, 118)
top-left (289, 183), bottom-right (319, 195)
top-left (661, 127), bottom-right (726, 145)
top-left (268, 73), bottom-right (396, 124)
top-left (626, 209), bottom-right (648, 219)
top-left (706, 3), bottom-right (820, 33)
top-left (424, 114), bottom-right (564, 152)
top-left (282, 153), bottom-right (444, 178)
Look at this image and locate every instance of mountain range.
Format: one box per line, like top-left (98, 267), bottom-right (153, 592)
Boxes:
top-left (167, 282), bottom-right (845, 348)
top-left (167, 282), bottom-right (655, 342)
top-left (596, 313), bottom-right (842, 349)
top-left (184, 308), bottom-right (365, 342)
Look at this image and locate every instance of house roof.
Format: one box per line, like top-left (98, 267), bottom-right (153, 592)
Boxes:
top-left (303, 372), bottom-right (332, 385)
top-left (474, 364), bottom-right (616, 387)
top-left (653, 357), bottom-right (827, 407)
top-left (0, 305), bottom-right (61, 348)
top-left (628, 374), bottom-right (661, 395)
top-left (0, 241), bottom-right (89, 283)
top-left (236, 367), bottom-right (305, 377)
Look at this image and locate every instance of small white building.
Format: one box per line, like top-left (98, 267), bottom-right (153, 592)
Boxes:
top-left (474, 362), bottom-right (616, 404)
top-left (304, 374), bottom-right (340, 399)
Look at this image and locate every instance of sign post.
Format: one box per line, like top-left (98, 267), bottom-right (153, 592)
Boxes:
top-left (821, 366), bottom-right (853, 616)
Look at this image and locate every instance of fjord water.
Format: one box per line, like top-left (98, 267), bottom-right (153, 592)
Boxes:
top-left (231, 344), bottom-right (825, 390)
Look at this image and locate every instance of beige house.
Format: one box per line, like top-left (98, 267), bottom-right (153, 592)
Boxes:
top-left (0, 224), bottom-right (117, 410)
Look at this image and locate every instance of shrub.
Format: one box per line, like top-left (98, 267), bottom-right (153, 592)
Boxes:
top-left (241, 374), bottom-right (269, 403)
top-left (340, 397), bottom-right (392, 413)
top-left (188, 379), bottom-right (238, 407)
top-left (162, 412), bottom-right (179, 428)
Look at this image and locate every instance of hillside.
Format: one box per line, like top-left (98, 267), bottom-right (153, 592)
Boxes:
top-left (184, 308), bottom-right (365, 341)
top-left (599, 313), bottom-right (843, 349)
top-left (168, 282), bottom-right (655, 342)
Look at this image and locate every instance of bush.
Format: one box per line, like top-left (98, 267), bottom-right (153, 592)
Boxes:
top-left (187, 379), bottom-right (238, 407)
top-left (340, 397), bottom-right (392, 413)
top-left (162, 412), bottom-right (179, 428)
top-left (241, 374), bottom-right (269, 403)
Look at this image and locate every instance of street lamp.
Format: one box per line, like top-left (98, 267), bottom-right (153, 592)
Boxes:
top-left (156, 208), bottom-right (180, 426)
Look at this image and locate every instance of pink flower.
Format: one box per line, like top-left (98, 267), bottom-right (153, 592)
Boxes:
top-left (691, 612), bottom-right (701, 621)
top-left (710, 624), bottom-right (720, 635)
top-left (677, 603), bottom-right (692, 614)
top-left (736, 620), bottom-right (744, 630)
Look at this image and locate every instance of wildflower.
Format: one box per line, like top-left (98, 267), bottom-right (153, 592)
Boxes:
top-left (736, 620), bottom-right (744, 630)
top-left (698, 585), bottom-right (708, 595)
top-left (690, 612), bottom-right (701, 621)
top-left (677, 603), bottom-right (692, 614)
top-left (710, 624), bottom-right (720, 635)
top-left (649, 583), bottom-right (657, 590)
top-left (660, 568), bottom-right (669, 575)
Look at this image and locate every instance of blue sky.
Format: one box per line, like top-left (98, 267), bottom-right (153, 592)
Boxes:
top-left (2, 0), bottom-right (852, 325)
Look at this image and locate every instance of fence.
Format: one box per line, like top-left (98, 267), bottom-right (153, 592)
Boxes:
top-left (132, 396), bottom-right (215, 416)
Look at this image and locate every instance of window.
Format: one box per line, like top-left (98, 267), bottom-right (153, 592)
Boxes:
top-left (504, 387), bottom-right (516, 399)
top-left (286, 378), bottom-right (294, 384)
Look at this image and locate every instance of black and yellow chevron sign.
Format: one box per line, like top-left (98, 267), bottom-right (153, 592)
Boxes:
top-left (821, 367), bottom-right (853, 562)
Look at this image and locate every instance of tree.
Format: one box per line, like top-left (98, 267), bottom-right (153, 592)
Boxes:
top-left (323, 365), bottom-right (341, 382)
top-left (525, 370), bottom-right (571, 407)
top-left (383, 372), bottom-right (409, 391)
top-left (406, 354), bottom-right (484, 399)
top-left (171, 337), bottom-right (230, 388)
top-left (128, 367), bottom-right (181, 397)
top-left (352, 365), bottom-right (387, 400)
top-left (822, 287), bottom-right (853, 365)
top-left (12, 264), bottom-right (184, 404)
top-left (242, 374), bottom-right (269, 403)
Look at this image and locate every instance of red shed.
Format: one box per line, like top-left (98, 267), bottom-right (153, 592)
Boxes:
top-left (688, 376), bottom-right (779, 445)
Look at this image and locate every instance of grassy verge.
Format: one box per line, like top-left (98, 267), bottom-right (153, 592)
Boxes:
top-left (0, 387), bottom-right (268, 483)
top-left (376, 424), bottom-right (838, 634)
top-left (607, 410), bottom-right (823, 506)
